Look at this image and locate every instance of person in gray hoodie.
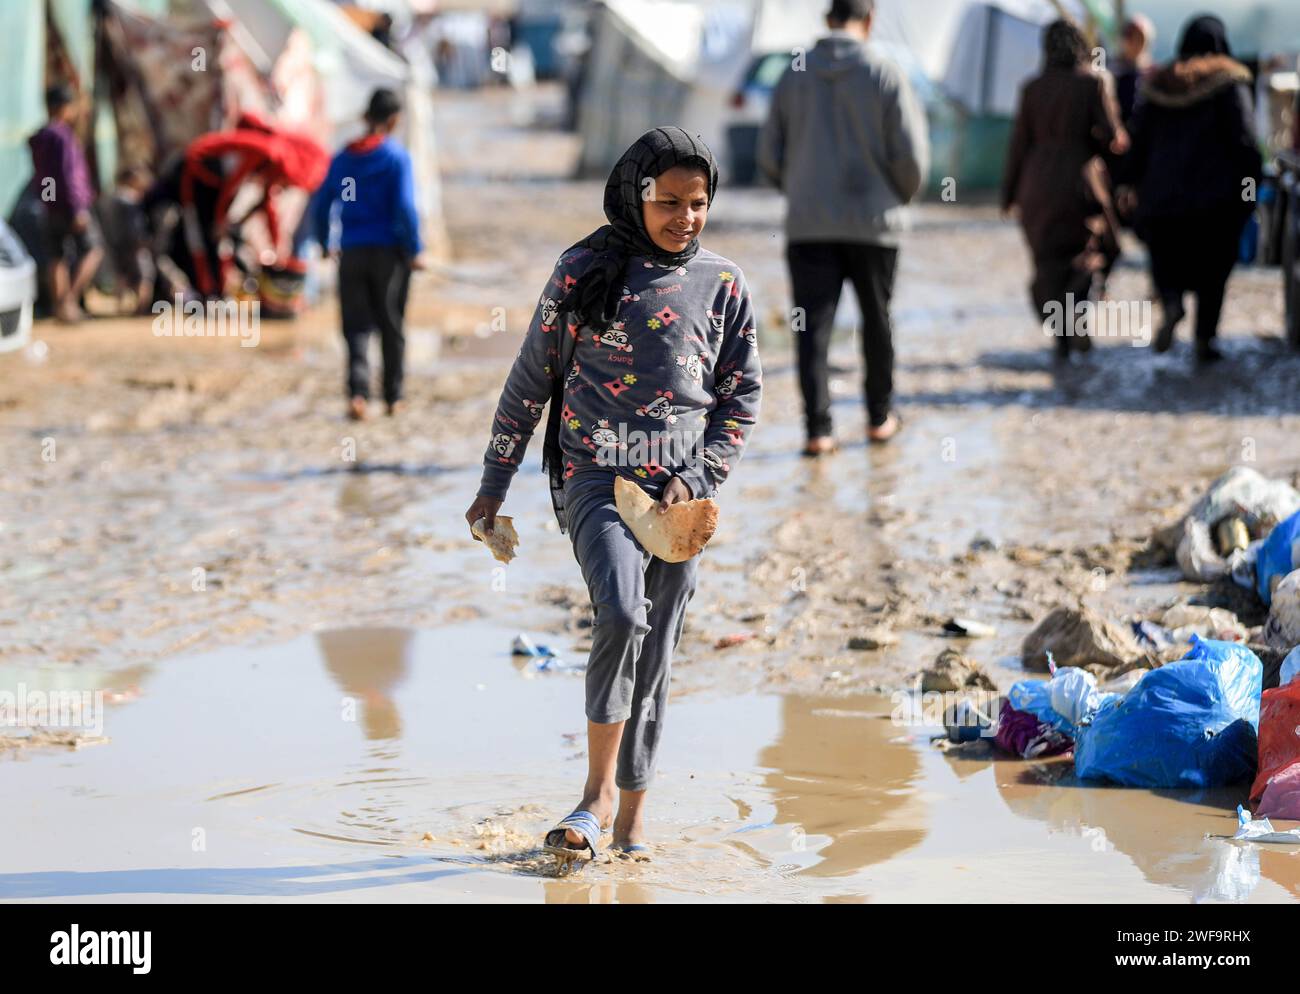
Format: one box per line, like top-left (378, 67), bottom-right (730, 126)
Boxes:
top-left (758, 0), bottom-right (928, 454)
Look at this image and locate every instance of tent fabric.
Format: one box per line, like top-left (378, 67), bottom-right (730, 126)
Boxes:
top-left (0, 1), bottom-right (47, 216)
top-left (213, 0), bottom-right (447, 258)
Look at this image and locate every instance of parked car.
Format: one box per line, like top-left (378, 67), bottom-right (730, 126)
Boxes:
top-left (725, 50), bottom-right (794, 185)
top-left (0, 218), bottom-right (35, 354)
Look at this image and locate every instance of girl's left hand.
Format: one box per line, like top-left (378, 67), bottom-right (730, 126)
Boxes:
top-left (658, 476), bottom-right (692, 513)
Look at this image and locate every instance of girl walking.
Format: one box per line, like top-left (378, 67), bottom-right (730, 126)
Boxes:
top-left (464, 128), bottom-right (762, 859)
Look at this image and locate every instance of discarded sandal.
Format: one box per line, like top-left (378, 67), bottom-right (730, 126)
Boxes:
top-left (543, 810), bottom-right (602, 868)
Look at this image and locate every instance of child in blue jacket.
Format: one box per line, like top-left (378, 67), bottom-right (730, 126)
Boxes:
top-left (312, 88), bottom-right (423, 419)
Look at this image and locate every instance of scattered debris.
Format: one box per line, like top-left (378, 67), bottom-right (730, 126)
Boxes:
top-left (1164, 467), bottom-right (1300, 582)
top-left (714, 632), bottom-right (754, 650)
top-left (1021, 605), bottom-right (1144, 673)
top-left (920, 648), bottom-right (997, 692)
top-left (847, 626), bottom-right (899, 651)
top-left (511, 633), bottom-right (555, 657)
top-left (1230, 806), bottom-right (1300, 845)
top-left (1262, 570), bottom-right (1300, 649)
top-left (943, 617), bottom-right (997, 639)
top-left (1159, 604), bottom-right (1249, 644)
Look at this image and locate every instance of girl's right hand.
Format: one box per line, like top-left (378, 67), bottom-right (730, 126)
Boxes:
top-left (465, 495), bottom-right (504, 540)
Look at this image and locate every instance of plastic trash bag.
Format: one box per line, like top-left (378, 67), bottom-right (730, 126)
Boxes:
top-left (1049, 667), bottom-right (1113, 729)
top-left (1256, 510), bottom-right (1300, 605)
top-left (1074, 637), bottom-right (1263, 788)
top-left (1007, 665), bottom-right (1116, 737)
top-left (1248, 680), bottom-right (1300, 819)
top-left (1262, 570), bottom-right (1300, 650)
top-left (1281, 646), bottom-right (1300, 688)
top-left (1175, 468), bottom-right (1300, 583)
top-left (1232, 805), bottom-right (1300, 844)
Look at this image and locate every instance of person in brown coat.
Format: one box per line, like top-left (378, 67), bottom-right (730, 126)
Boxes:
top-left (1002, 20), bottom-right (1128, 360)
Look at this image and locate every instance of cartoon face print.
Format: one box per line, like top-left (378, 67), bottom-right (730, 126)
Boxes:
top-left (585, 418), bottom-right (622, 451)
top-left (522, 399), bottom-right (544, 422)
top-left (740, 326), bottom-right (757, 346)
top-left (706, 309), bottom-right (725, 336)
top-left (636, 390), bottom-right (677, 424)
top-left (592, 321), bottom-right (632, 352)
top-left (675, 352), bottom-right (707, 383)
top-left (491, 432), bottom-right (521, 461)
top-left (566, 361), bottom-right (580, 384)
top-left (539, 296), bottom-right (560, 328)
top-left (699, 449), bottom-right (725, 472)
top-left (717, 369), bottom-right (743, 398)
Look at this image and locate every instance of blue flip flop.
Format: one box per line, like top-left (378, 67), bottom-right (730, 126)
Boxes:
top-left (543, 810), bottom-right (602, 865)
top-left (611, 843), bottom-right (649, 856)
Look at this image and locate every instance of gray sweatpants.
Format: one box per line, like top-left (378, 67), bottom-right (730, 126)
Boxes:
top-left (563, 471), bottom-right (701, 791)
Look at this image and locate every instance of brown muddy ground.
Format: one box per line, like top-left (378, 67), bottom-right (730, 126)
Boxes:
top-left (2, 85), bottom-right (1299, 902)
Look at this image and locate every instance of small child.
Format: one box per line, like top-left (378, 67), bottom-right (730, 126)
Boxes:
top-left (101, 166), bottom-right (156, 314)
top-left (464, 127), bottom-right (762, 859)
top-left (27, 84), bottom-right (103, 323)
top-left (311, 88), bottom-right (423, 420)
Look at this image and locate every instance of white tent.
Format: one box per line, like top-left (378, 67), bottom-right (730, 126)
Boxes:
top-left (574, 0), bottom-right (753, 178)
top-left (753, 0), bottom-right (1091, 116)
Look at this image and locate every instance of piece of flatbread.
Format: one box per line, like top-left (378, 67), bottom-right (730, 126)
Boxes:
top-left (614, 476), bottom-right (718, 563)
top-left (471, 516), bottom-right (519, 564)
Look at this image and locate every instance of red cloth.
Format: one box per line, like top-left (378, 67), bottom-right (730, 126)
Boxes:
top-left (994, 700), bottom-right (1073, 759)
top-left (179, 124), bottom-right (328, 294)
top-left (1250, 682), bottom-right (1300, 818)
top-left (345, 134), bottom-right (386, 155)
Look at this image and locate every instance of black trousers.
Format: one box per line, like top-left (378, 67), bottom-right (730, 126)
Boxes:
top-left (1145, 207), bottom-right (1247, 345)
top-left (339, 246), bottom-right (412, 404)
top-left (786, 240), bottom-right (898, 434)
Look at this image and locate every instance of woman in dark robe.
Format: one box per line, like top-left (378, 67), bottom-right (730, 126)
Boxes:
top-left (1003, 20), bottom-right (1127, 360)
top-left (1125, 15), bottom-right (1262, 362)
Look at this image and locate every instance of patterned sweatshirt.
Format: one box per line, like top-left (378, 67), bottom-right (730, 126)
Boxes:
top-left (478, 245), bottom-right (762, 502)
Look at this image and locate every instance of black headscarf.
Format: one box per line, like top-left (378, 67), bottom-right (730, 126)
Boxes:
top-left (541, 126), bottom-right (719, 531)
top-left (1178, 14), bottom-right (1232, 59)
top-left (1042, 19), bottom-right (1088, 70)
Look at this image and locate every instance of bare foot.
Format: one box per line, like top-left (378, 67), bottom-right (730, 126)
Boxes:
top-left (55, 301), bottom-right (84, 324)
top-left (611, 817), bottom-right (646, 851)
top-left (868, 413), bottom-right (900, 444)
top-left (347, 396), bottom-right (368, 421)
top-left (386, 400), bottom-right (407, 418)
top-left (801, 435), bottom-right (837, 458)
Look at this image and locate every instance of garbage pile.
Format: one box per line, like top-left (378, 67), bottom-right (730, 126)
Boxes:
top-left (934, 468), bottom-right (1300, 822)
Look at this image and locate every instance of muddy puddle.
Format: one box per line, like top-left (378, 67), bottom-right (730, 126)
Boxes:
top-left (3, 626), bottom-right (1296, 904)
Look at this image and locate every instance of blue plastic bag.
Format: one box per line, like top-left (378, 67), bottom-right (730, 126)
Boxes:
top-left (1257, 509), bottom-right (1300, 605)
top-left (1007, 665), bottom-right (1116, 738)
top-left (1074, 636), bottom-right (1263, 788)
